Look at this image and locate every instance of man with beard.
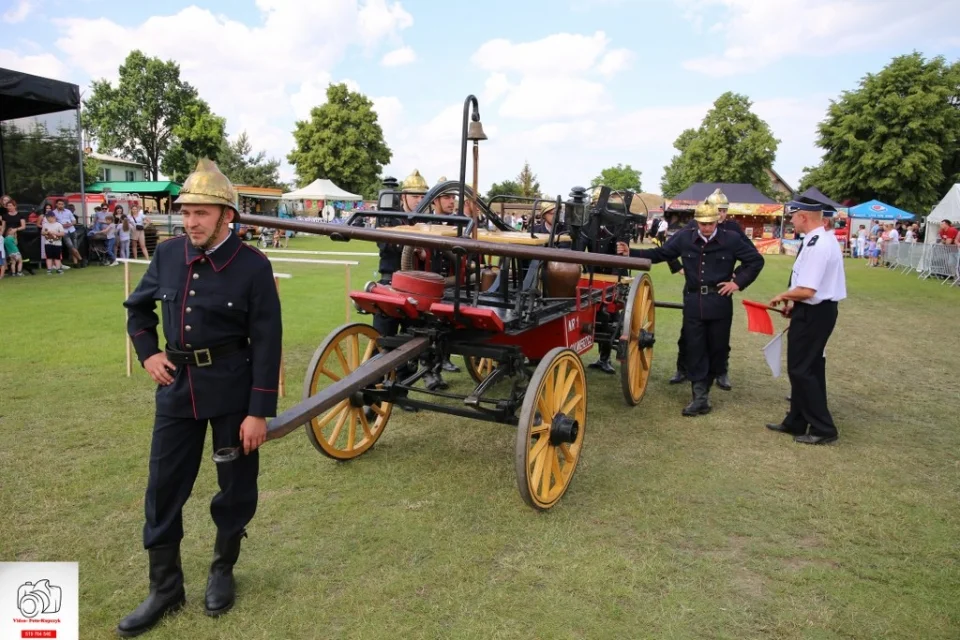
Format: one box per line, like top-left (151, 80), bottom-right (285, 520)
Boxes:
top-left (119, 158), bottom-right (282, 636)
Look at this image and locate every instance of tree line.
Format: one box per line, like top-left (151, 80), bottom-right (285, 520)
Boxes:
top-left (81, 50), bottom-right (959, 213)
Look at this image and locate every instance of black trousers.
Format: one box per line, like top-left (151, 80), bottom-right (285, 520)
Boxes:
top-left (782, 301), bottom-right (838, 438)
top-left (373, 274), bottom-right (401, 337)
top-left (683, 315), bottom-right (732, 383)
top-left (676, 320), bottom-right (730, 375)
top-left (143, 412), bottom-right (258, 549)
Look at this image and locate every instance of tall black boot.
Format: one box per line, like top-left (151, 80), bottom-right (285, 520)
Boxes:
top-left (116, 544), bottom-right (186, 637)
top-left (681, 381), bottom-right (712, 417)
top-left (204, 529), bottom-right (247, 616)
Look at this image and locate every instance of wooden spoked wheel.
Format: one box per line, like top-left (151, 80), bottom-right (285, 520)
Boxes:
top-left (515, 347), bottom-right (587, 510)
top-left (465, 356), bottom-right (498, 384)
top-left (303, 323), bottom-right (394, 460)
top-left (620, 273), bottom-right (655, 406)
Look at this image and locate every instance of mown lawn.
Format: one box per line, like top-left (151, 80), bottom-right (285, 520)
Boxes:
top-left (1, 236), bottom-right (958, 639)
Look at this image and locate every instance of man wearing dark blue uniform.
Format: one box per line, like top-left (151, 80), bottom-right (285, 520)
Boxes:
top-left (667, 189), bottom-right (749, 390)
top-left (118, 159), bottom-right (282, 637)
top-left (618, 205), bottom-right (764, 416)
top-left (374, 170), bottom-right (428, 338)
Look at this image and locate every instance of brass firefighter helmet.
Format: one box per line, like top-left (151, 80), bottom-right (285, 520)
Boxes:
top-left (694, 207), bottom-right (720, 223)
top-left (434, 176), bottom-right (460, 197)
top-left (706, 188), bottom-right (729, 209)
top-left (401, 169), bottom-right (429, 194)
top-left (174, 158), bottom-right (238, 212)
top-left (539, 200), bottom-right (557, 215)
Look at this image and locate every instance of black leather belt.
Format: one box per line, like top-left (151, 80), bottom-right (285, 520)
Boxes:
top-left (165, 339), bottom-right (248, 367)
top-left (686, 285), bottom-right (719, 294)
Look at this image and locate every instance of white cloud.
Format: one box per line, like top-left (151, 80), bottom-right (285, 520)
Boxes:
top-left (289, 74), bottom-right (333, 120)
top-left (380, 45), bottom-right (416, 67)
top-left (498, 75), bottom-right (610, 120)
top-left (371, 95), bottom-right (404, 135)
top-left (47, 0), bottom-right (413, 182)
top-left (0, 49), bottom-right (69, 80)
top-left (678, 0), bottom-right (958, 76)
top-left (596, 49), bottom-right (633, 76)
top-left (481, 73), bottom-right (511, 103)
top-left (472, 31), bottom-right (612, 75)
top-left (2, 0), bottom-right (32, 23)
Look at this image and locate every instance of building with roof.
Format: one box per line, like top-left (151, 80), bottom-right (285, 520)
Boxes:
top-left (87, 151), bottom-right (147, 183)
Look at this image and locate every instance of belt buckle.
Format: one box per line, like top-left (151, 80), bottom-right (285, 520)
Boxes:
top-left (700, 285), bottom-right (709, 295)
top-left (194, 348), bottom-right (213, 367)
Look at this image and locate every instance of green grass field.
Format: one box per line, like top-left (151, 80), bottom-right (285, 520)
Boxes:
top-left (1, 236), bottom-right (958, 639)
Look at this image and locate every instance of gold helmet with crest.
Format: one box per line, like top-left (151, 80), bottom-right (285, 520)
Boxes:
top-left (174, 158), bottom-right (238, 212)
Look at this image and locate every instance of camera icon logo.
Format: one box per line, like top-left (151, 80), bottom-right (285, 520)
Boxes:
top-left (17, 579), bottom-right (62, 619)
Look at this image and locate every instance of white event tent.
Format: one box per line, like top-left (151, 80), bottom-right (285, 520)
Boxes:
top-left (283, 179), bottom-right (362, 201)
top-left (925, 184), bottom-right (960, 244)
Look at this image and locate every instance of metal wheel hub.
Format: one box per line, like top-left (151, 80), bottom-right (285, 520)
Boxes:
top-left (349, 391), bottom-right (366, 408)
top-left (549, 413), bottom-right (579, 446)
top-left (638, 329), bottom-right (655, 349)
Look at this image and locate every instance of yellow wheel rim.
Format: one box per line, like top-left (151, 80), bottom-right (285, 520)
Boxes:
top-left (303, 323), bottom-right (393, 460)
top-left (515, 348), bottom-right (586, 510)
top-left (466, 356), bottom-right (498, 384)
top-left (621, 273), bottom-right (655, 406)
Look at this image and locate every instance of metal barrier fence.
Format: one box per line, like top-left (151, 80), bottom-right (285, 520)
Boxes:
top-left (879, 242), bottom-right (959, 286)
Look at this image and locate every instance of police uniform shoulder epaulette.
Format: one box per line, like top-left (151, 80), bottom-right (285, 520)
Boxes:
top-left (807, 235), bottom-right (819, 247)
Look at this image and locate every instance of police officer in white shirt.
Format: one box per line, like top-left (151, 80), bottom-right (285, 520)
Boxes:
top-left (767, 202), bottom-right (847, 445)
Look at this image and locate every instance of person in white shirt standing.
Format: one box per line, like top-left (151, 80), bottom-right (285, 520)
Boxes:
top-left (767, 202), bottom-right (847, 445)
top-left (129, 204), bottom-right (150, 260)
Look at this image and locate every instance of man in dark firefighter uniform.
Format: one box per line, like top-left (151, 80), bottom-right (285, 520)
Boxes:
top-left (618, 203), bottom-right (764, 416)
top-left (118, 158), bottom-right (282, 636)
top-left (667, 189), bottom-right (749, 391)
top-left (587, 191), bottom-right (627, 374)
top-left (374, 170), bottom-right (429, 338)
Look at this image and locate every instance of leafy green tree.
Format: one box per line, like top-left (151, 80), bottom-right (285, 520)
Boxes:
top-left (591, 163), bottom-right (642, 192)
top-left (800, 52), bottom-right (960, 213)
top-left (515, 161), bottom-right (541, 198)
top-left (287, 83), bottom-right (392, 194)
top-left (659, 92), bottom-right (779, 198)
top-left (217, 132), bottom-right (283, 188)
top-left (84, 50), bottom-right (221, 181)
top-left (161, 101), bottom-right (226, 182)
top-left (487, 179), bottom-right (523, 201)
top-left (1, 120), bottom-right (99, 204)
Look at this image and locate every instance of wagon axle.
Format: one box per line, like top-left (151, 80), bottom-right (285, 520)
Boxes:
top-left (549, 413), bottom-right (580, 446)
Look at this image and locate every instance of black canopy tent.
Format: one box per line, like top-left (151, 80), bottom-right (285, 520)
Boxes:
top-left (0, 67), bottom-right (84, 201)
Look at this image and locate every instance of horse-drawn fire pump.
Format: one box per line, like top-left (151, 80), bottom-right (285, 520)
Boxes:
top-left (224, 95), bottom-right (674, 510)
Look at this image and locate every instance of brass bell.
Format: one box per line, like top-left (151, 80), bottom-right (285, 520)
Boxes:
top-left (467, 119), bottom-right (487, 141)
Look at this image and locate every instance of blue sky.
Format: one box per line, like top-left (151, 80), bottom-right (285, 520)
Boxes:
top-left (3, 0), bottom-right (959, 196)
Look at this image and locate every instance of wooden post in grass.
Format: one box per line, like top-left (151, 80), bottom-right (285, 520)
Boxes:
top-left (124, 260), bottom-right (132, 377)
top-left (345, 263), bottom-right (351, 323)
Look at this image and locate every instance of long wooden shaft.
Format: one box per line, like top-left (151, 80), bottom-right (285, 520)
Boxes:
top-left (264, 337), bottom-right (431, 442)
top-left (238, 213), bottom-right (652, 272)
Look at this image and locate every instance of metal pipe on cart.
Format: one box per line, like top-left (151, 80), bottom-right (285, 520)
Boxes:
top-left (458, 94), bottom-right (480, 239)
top-left (237, 213), bottom-right (653, 273)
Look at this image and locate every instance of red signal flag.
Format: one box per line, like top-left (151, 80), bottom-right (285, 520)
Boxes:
top-left (742, 300), bottom-right (779, 335)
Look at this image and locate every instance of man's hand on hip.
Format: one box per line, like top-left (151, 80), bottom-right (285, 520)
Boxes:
top-left (144, 353), bottom-right (176, 385)
top-left (240, 416), bottom-right (267, 454)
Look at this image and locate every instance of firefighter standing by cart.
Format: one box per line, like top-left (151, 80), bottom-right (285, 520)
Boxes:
top-left (118, 158), bottom-right (282, 637)
top-left (617, 203), bottom-right (764, 416)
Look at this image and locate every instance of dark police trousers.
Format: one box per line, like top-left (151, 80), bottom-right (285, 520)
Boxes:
top-left (143, 411), bottom-right (258, 549)
top-left (782, 301), bottom-right (838, 438)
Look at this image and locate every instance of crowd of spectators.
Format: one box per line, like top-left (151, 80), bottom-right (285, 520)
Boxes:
top-left (0, 194), bottom-right (154, 280)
